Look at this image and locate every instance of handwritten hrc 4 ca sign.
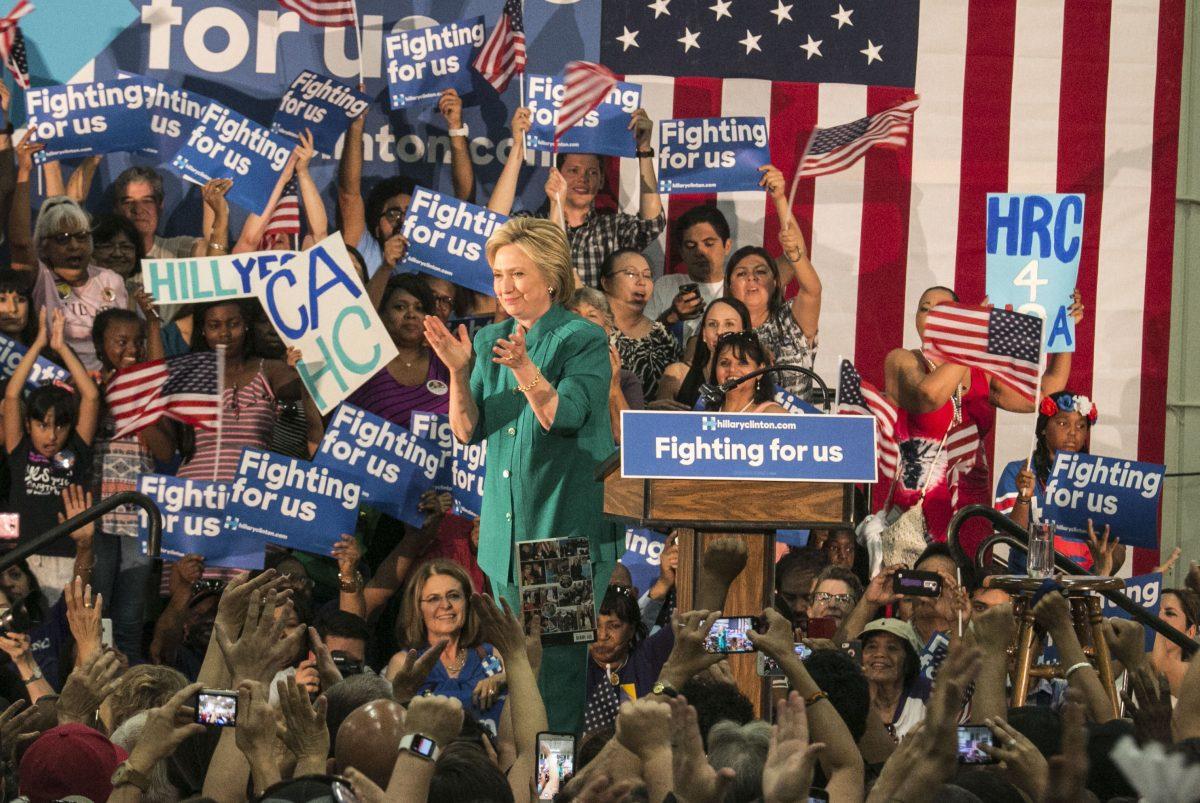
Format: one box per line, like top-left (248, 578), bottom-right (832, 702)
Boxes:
top-left (619, 411), bottom-right (877, 482)
top-left (142, 234), bottom-right (396, 414)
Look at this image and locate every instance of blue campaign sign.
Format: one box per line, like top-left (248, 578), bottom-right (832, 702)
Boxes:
top-left (167, 102), bottom-right (294, 213)
top-left (117, 73), bottom-right (215, 159)
top-left (1100, 572), bottom-right (1162, 652)
top-left (985, 193), bottom-right (1084, 354)
top-left (408, 410), bottom-right (485, 518)
top-left (222, 449), bottom-right (361, 557)
top-left (0, 334), bottom-right (69, 392)
top-left (524, 73), bottom-right (642, 157)
top-left (620, 527), bottom-right (669, 595)
top-left (657, 117), bottom-right (770, 194)
top-left (272, 70), bottom-right (371, 157)
top-left (384, 17), bottom-right (485, 109)
top-left (400, 188), bottom-right (506, 296)
top-left (313, 404), bottom-right (440, 528)
top-left (137, 474), bottom-right (265, 570)
top-left (26, 78), bottom-right (156, 163)
top-left (619, 411), bottom-right (877, 482)
top-left (1042, 452), bottom-right (1165, 550)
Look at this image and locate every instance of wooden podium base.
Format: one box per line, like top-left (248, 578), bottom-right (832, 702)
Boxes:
top-left (675, 527), bottom-right (775, 715)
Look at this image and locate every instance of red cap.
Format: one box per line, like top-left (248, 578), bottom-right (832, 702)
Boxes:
top-left (19, 723), bottom-right (129, 803)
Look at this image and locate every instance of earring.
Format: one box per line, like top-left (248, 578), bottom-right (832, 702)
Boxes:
top-left (548, 287), bottom-right (555, 297)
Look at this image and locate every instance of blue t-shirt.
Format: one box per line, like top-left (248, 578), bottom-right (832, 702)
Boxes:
top-left (417, 643), bottom-right (505, 733)
top-left (994, 458), bottom-right (1091, 568)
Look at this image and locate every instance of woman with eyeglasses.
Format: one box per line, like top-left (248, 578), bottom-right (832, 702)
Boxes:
top-left (807, 565), bottom-right (863, 630)
top-left (657, 295), bottom-right (751, 407)
top-left (389, 560), bottom-right (506, 732)
top-left (599, 248), bottom-right (679, 399)
top-left (706, 331), bottom-right (788, 414)
top-left (346, 274), bottom-right (451, 429)
top-left (722, 167), bottom-right (822, 399)
top-left (29, 197), bottom-right (128, 372)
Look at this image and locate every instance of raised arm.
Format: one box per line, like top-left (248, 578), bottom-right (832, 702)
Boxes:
top-left (337, 94), bottom-right (368, 248)
top-left (65, 155), bottom-right (102, 203)
top-left (439, 89), bottom-right (475, 203)
top-left (201, 178), bottom-right (233, 256)
top-left (487, 107), bottom-right (531, 215)
top-left (48, 310), bottom-right (100, 444)
top-left (884, 347), bottom-right (969, 414)
top-left (293, 129), bottom-right (328, 243)
top-left (234, 157), bottom-right (297, 253)
top-left (8, 132), bottom-right (41, 269)
top-left (763, 165), bottom-right (821, 341)
top-left (629, 108), bottom-right (662, 222)
top-left (3, 307), bottom-right (46, 451)
top-left (1033, 591), bottom-right (1116, 722)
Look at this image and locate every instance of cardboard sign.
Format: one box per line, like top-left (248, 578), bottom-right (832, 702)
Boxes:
top-left (313, 404), bottom-right (441, 527)
top-left (26, 78), bottom-right (156, 163)
top-left (619, 527), bottom-right (669, 596)
top-left (384, 17), bottom-right (484, 109)
top-left (1100, 572), bottom-right (1162, 652)
top-left (619, 411), bottom-right (877, 482)
top-left (1042, 452), bottom-right (1165, 550)
top-left (117, 73), bottom-right (215, 158)
top-left (400, 188), bottom-right (505, 296)
top-left (222, 449), bottom-right (361, 557)
top-left (272, 70), bottom-right (371, 156)
top-left (657, 117), bottom-right (770, 193)
top-left (517, 536), bottom-right (596, 646)
top-left (167, 101), bottom-right (294, 212)
top-left (140, 251), bottom-right (257, 306)
top-left (524, 73), bottom-right (642, 157)
top-left (985, 193), bottom-right (1084, 353)
top-left (137, 474), bottom-right (264, 569)
top-left (0, 333), bottom-right (70, 392)
top-left (409, 411), bottom-right (485, 519)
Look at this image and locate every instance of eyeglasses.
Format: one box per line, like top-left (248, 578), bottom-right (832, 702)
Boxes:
top-left (432, 294), bottom-right (454, 309)
top-left (421, 590), bottom-right (466, 607)
top-left (380, 208), bottom-right (406, 223)
top-left (93, 239), bottom-right (136, 253)
top-left (46, 231), bottom-right (91, 246)
top-left (812, 592), bottom-right (855, 605)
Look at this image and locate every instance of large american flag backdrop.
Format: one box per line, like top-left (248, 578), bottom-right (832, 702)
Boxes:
top-left (598, 0), bottom-right (1184, 571)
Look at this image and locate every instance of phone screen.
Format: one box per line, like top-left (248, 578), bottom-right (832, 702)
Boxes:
top-left (195, 690), bottom-right (238, 727)
top-left (956, 726), bottom-right (996, 764)
top-left (704, 616), bottom-right (758, 654)
top-left (894, 570), bottom-right (942, 597)
top-left (536, 732), bottom-right (576, 801)
top-left (758, 642), bottom-right (812, 676)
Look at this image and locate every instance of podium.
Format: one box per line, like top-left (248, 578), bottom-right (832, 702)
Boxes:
top-left (597, 453), bottom-right (859, 713)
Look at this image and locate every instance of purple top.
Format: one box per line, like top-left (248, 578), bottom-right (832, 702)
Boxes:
top-left (346, 352), bottom-right (451, 427)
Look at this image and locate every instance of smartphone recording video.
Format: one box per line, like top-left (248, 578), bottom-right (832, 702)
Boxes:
top-left (704, 616), bottom-right (759, 654)
top-left (536, 732), bottom-right (576, 801)
top-left (195, 689), bottom-right (238, 727)
top-left (956, 725), bottom-right (996, 764)
top-left (894, 569), bottom-right (943, 598)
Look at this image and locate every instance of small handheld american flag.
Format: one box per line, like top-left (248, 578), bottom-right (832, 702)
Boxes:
top-left (473, 0), bottom-right (526, 94)
top-left (921, 303), bottom-right (1044, 404)
top-left (0, 0), bottom-right (33, 90)
top-left (555, 61), bottom-right (617, 146)
top-left (260, 176), bottom-right (301, 250)
top-left (277, 0), bottom-right (355, 28)
top-left (837, 359), bottom-right (900, 481)
top-left (106, 351), bottom-right (223, 439)
top-left (796, 97), bottom-right (918, 179)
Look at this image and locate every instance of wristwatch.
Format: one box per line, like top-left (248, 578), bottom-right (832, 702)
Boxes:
top-left (651, 680), bottom-right (678, 698)
top-left (636, 147), bottom-right (655, 158)
top-left (448, 125), bottom-right (469, 138)
top-left (398, 733), bottom-right (441, 761)
top-left (111, 762), bottom-right (152, 792)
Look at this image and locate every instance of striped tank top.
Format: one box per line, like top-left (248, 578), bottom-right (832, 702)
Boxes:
top-left (177, 369), bottom-right (277, 482)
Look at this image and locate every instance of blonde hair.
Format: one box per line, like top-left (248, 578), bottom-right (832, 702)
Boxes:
top-left (485, 217), bottom-right (576, 305)
top-left (398, 559), bottom-right (481, 649)
top-left (107, 664), bottom-right (188, 732)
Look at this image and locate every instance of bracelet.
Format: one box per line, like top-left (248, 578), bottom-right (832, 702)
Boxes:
top-left (785, 248), bottom-right (807, 263)
top-left (804, 690), bottom-right (829, 706)
top-left (635, 147), bottom-right (655, 158)
top-left (22, 668), bottom-right (43, 684)
top-left (338, 570), bottom-right (364, 593)
top-left (1015, 495), bottom-right (1031, 506)
top-left (513, 372), bottom-right (542, 394)
top-left (1064, 661), bottom-right (1092, 679)
top-left (208, 241), bottom-right (227, 252)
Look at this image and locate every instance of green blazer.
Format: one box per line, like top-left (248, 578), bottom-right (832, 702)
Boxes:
top-left (467, 303), bottom-right (618, 584)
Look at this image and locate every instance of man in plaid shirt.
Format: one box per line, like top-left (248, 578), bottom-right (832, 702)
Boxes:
top-left (489, 106), bottom-right (665, 288)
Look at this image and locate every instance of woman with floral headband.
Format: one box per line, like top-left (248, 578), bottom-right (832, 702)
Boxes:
top-left (993, 390), bottom-right (1117, 571)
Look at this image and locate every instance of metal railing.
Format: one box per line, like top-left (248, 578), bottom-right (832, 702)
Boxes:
top-left (947, 504), bottom-right (1198, 658)
top-left (0, 492), bottom-right (163, 574)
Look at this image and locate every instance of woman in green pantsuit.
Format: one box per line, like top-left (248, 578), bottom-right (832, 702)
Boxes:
top-left (423, 217), bottom-right (620, 733)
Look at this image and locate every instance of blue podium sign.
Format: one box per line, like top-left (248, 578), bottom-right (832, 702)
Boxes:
top-left (619, 411), bottom-right (876, 482)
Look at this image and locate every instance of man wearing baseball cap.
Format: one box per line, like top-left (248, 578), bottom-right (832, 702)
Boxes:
top-left (17, 723), bottom-right (127, 803)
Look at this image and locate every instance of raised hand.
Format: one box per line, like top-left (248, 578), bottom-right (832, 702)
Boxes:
top-left (0, 699), bottom-right (40, 766)
top-left (48, 309), bottom-right (67, 355)
top-left (58, 485), bottom-right (95, 544)
top-left (758, 164), bottom-right (787, 200)
top-left (658, 609), bottom-right (724, 688)
top-left (1015, 466), bottom-right (1036, 499)
top-left (293, 128), bottom-right (316, 173)
top-left (1154, 546), bottom-right (1182, 576)
top-left (423, 316), bottom-right (473, 373)
top-left (747, 607), bottom-right (796, 662)
top-left (1086, 519), bottom-right (1124, 576)
top-left (402, 693), bottom-right (464, 748)
top-left (15, 130), bottom-right (44, 178)
top-left (168, 554), bottom-right (206, 603)
top-left (277, 674), bottom-right (330, 766)
top-left (386, 640), bottom-right (447, 703)
top-left (64, 576), bottom-right (104, 662)
top-left (968, 601), bottom-right (1016, 654)
top-left (58, 650), bottom-right (122, 725)
top-left (668, 694), bottom-right (735, 803)
top-left (439, 88), bottom-right (464, 130)
top-left (201, 177), bottom-right (232, 214)
top-left (628, 107), bottom-right (653, 148)
top-left (214, 588), bottom-right (304, 683)
top-left (1043, 689), bottom-right (1089, 802)
top-left (125, 682), bottom-right (206, 776)
top-left (492, 325), bottom-right (531, 371)
top-left (331, 534), bottom-right (362, 577)
top-left (510, 106), bottom-right (532, 139)
top-left (981, 716), bottom-right (1049, 801)
top-left (614, 697), bottom-right (671, 761)
top-left (381, 232), bottom-right (409, 268)
top-left (306, 628), bottom-right (344, 691)
top-left (762, 691), bottom-right (824, 803)
top-left (234, 679), bottom-right (279, 764)
top-left (1123, 669), bottom-right (1174, 745)
top-left (471, 593), bottom-right (525, 659)
top-left (545, 166), bottom-right (567, 198)
top-left (132, 289), bottom-right (161, 324)
top-left (700, 537), bottom-right (748, 588)
top-left (215, 568), bottom-right (288, 631)
top-left (1068, 288), bottom-right (1085, 325)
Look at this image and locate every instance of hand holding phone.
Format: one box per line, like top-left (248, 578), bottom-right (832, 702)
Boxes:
top-left (536, 731), bottom-right (576, 800)
top-left (195, 689), bottom-right (238, 727)
top-left (757, 642), bottom-right (812, 676)
top-left (894, 569), bottom-right (943, 598)
top-left (704, 616), bottom-right (760, 654)
top-left (956, 725), bottom-right (997, 764)
top-left (806, 616), bottom-right (836, 639)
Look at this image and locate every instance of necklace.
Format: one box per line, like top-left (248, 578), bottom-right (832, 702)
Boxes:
top-left (443, 649), bottom-right (467, 674)
top-left (396, 347), bottom-right (425, 370)
top-left (592, 654), bottom-right (628, 685)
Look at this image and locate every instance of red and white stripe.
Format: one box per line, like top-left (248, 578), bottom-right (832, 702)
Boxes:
top-left (797, 99), bottom-right (919, 179)
top-left (106, 360), bottom-right (220, 438)
top-left (615, 0), bottom-right (1185, 569)
top-left (473, 5), bottom-right (526, 93)
top-left (277, 0), bottom-right (356, 28)
top-left (922, 304), bottom-right (1043, 403)
top-left (555, 61), bottom-right (617, 145)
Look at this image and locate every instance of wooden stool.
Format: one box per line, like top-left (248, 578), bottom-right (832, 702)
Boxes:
top-left (983, 575), bottom-right (1126, 719)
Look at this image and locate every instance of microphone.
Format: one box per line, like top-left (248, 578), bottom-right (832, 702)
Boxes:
top-left (697, 364), bottom-right (831, 412)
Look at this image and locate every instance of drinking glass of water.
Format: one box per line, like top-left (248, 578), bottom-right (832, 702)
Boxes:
top-left (1028, 520), bottom-right (1056, 578)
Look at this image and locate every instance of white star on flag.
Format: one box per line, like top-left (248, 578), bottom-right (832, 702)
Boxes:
top-left (648, 0), bottom-right (671, 19)
top-left (771, 1), bottom-right (793, 24)
top-left (739, 30), bottom-right (762, 53)
top-left (800, 34), bottom-right (823, 59)
top-left (677, 26), bottom-right (701, 51)
top-left (861, 39), bottom-right (883, 64)
top-left (709, 0), bottom-right (732, 21)
top-left (831, 4), bottom-right (854, 28)
top-left (616, 26), bottom-right (640, 50)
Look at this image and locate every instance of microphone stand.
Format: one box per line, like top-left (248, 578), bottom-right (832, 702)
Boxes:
top-left (696, 364), bottom-right (831, 412)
